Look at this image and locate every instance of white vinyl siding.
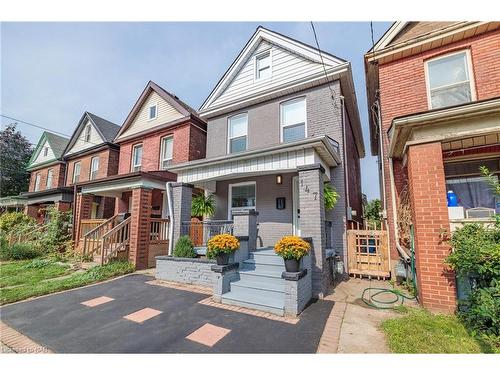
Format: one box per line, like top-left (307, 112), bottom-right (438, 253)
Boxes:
top-left (65, 122), bottom-right (104, 156)
top-left (425, 50), bottom-right (475, 109)
top-left (34, 173), bottom-right (41, 192)
top-left (117, 92), bottom-right (184, 140)
top-left (73, 161), bottom-right (81, 183)
top-left (228, 113), bottom-right (248, 154)
top-left (160, 136), bottom-right (174, 169)
top-left (46, 169), bottom-right (53, 189)
top-left (90, 156), bottom-right (99, 180)
top-left (32, 140), bottom-right (55, 165)
top-left (211, 40), bottom-right (327, 108)
top-left (281, 97), bottom-right (306, 143)
top-left (131, 144), bottom-right (143, 172)
top-left (228, 182), bottom-right (256, 218)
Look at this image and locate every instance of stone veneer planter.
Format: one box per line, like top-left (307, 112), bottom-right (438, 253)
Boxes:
top-left (155, 256), bottom-right (216, 288)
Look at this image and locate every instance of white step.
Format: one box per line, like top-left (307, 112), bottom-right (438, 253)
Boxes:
top-left (221, 289), bottom-right (284, 316)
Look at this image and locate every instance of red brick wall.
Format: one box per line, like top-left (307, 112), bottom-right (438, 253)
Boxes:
top-left (407, 143), bottom-right (456, 313)
top-left (128, 188), bottom-right (152, 270)
top-left (65, 148), bottom-right (119, 186)
top-left (117, 122), bottom-right (207, 174)
top-left (28, 163), bottom-right (66, 192)
top-left (378, 28), bottom-right (500, 259)
top-left (344, 110), bottom-right (363, 223)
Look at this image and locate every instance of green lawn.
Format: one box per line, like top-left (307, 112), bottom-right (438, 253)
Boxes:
top-left (0, 258), bottom-right (134, 305)
top-left (382, 307), bottom-right (495, 353)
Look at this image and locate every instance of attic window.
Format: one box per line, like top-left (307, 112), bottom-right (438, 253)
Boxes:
top-left (43, 147), bottom-right (49, 157)
top-left (84, 124), bottom-right (91, 142)
top-left (255, 51), bottom-right (271, 80)
top-left (148, 104), bottom-right (157, 120)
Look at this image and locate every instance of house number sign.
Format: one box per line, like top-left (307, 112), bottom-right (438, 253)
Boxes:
top-left (300, 178), bottom-right (318, 200)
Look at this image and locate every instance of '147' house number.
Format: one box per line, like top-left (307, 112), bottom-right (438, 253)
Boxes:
top-left (300, 178), bottom-right (318, 200)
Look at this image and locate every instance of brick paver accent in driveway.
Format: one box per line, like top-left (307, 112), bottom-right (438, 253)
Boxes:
top-left (0, 322), bottom-right (52, 354)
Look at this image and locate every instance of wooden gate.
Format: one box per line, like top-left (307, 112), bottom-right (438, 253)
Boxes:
top-left (347, 222), bottom-right (390, 279)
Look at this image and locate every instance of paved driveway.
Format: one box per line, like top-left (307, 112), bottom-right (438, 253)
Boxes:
top-left (0, 274), bottom-right (333, 353)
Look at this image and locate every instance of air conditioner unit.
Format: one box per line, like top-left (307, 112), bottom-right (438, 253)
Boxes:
top-left (465, 207), bottom-right (496, 219)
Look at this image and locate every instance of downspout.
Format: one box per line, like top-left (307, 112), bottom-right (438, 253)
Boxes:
top-left (340, 95), bottom-right (350, 271)
top-left (166, 181), bottom-right (174, 255)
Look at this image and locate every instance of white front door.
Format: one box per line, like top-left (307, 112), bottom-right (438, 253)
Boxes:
top-left (292, 176), bottom-right (301, 236)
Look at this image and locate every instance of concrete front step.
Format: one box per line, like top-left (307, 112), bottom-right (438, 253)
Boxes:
top-left (242, 259), bottom-right (285, 273)
top-left (238, 268), bottom-right (285, 285)
top-left (221, 290), bottom-right (284, 316)
top-left (230, 277), bottom-right (285, 294)
top-left (248, 253), bottom-right (284, 265)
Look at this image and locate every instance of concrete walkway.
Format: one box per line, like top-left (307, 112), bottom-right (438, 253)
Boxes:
top-left (319, 277), bottom-right (418, 353)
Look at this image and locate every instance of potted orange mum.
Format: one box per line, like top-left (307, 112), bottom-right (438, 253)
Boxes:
top-left (274, 236), bottom-right (311, 272)
top-left (207, 234), bottom-right (240, 265)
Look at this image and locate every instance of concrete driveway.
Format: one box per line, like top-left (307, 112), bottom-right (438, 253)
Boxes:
top-left (0, 274), bottom-right (333, 353)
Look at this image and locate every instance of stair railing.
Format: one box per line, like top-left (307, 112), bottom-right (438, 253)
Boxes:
top-left (82, 214), bottom-right (120, 257)
top-left (100, 217), bottom-right (131, 265)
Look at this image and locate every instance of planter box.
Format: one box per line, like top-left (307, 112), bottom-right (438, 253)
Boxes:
top-left (155, 256), bottom-right (216, 288)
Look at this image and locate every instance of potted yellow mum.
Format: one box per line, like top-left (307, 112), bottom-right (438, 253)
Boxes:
top-left (207, 234), bottom-right (240, 265)
top-left (274, 236), bottom-right (311, 272)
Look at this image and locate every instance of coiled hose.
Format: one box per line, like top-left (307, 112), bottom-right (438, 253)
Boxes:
top-left (361, 287), bottom-right (416, 309)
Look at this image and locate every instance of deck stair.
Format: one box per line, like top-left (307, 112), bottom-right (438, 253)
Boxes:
top-left (221, 247), bottom-right (286, 315)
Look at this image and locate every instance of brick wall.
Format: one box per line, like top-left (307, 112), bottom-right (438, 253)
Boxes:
top-left (65, 147), bottom-right (119, 186)
top-left (407, 143), bottom-right (456, 313)
top-left (156, 257), bottom-right (216, 288)
top-left (128, 188), bottom-right (152, 270)
top-left (28, 163), bottom-right (66, 192)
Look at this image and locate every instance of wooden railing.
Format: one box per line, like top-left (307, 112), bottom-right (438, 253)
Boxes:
top-left (7, 224), bottom-right (46, 246)
top-left (150, 218), bottom-right (170, 244)
top-left (79, 219), bottom-right (106, 240)
top-left (82, 215), bottom-right (120, 256)
top-left (181, 219), bottom-right (234, 247)
top-left (100, 217), bottom-right (131, 264)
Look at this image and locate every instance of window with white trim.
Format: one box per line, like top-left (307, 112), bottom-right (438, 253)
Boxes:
top-left (131, 144), bottom-right (143, 172)
top-left (160, 136), bottom-right (174, 169)
top-left (34, 173), bottom-right (41, 192)
top-left (84, 124), bottom-right (91, 142)
top-left (46, 169), bottom-right (53, 189)
top-left (228, 113), bottom-right (248, 154)
top-left (426, 50), bottom-right (474, 109)
top-left (281, 97), bottom-right (306, 143)
top-left (43, 147), bottom-right (49, 157)
top-left (90, 156), bottom-right (99, 180)
top-left (73, 161), bottom-right (81, 183)
top-left (255, 51), bottom-right (271, 80)
top-left (229, 182), bottom-right (256, 218)
top-left (148, 104), bottom-right (157, 120)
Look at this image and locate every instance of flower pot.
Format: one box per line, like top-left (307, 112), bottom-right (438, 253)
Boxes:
top-left (216, 253), bottom-right (230, 265)
top-left (285, 258), bottom-right (300, 272)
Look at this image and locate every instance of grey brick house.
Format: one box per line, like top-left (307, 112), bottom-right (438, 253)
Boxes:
top-left (166, 27), bottom-right (364, 314)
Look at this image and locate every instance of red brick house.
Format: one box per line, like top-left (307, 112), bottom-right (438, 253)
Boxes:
top-left (365, 22), bottom-right (500, 313)
top-left (21, 131), bottom-right (72, 222)
top-left (74, 81), bottom-right (207, 269)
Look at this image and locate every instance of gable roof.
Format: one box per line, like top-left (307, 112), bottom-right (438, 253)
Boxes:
top-left (28, 131), bottom-right (69, 170)
top-left (200, 26), bottom-right (347, 114)
top-left (63, 111), bottom-right (120, 156)
top-left (114, 81), bottom-right (202, 141)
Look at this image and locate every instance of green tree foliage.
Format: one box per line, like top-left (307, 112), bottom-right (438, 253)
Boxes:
top-left (363, 198), bottom-right (382, 225)
top-left (0, 124), bottom-right (33, 197)
top-left (191, 193), bottom-right (216, 217)
top-left (480, 166), bottom-right (500, 196)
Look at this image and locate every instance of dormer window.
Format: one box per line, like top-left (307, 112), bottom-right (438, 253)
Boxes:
top-left (425, 50), bottom-right (475, 109)
top-left (84, 124), bottom-right (91, 142)
top-left (148, 104), bottom-right (157, 120)
top-left (43, 147), bottom-right (49, 157)
top-left (255, 51), bottom-right (271, 80)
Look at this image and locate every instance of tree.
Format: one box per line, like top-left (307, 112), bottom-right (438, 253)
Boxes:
top-left (0, 124), bottom-right (33, 197)
top-left (363, 198), bottom-right (382, 225)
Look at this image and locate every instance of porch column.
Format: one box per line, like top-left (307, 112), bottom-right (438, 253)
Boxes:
top-left (114, 195), bottom-right (128, 215)
top-left (74, 193), bottom-right (94, 245)
top-left (407, 142), bottom-right (456, 313)
top-left (171, 182), bottom-right (193, 249)
top-left (129, 188), bottom-right (152, 270)
top-left (232, 209), bottom-right (258, 252)
top-left (297, 164), bottom-right (329, 298)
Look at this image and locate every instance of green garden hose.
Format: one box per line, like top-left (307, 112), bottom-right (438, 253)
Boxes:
top-left (361, 287), bottom-right (416, 309)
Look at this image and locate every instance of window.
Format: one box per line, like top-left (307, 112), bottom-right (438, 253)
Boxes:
top-left (426, 50), bottom-right (475, 109)
top-left (281, 97), bottom-right (306, 143)
top-left (90, 157), bottom-right (99, 180)
top-left (73, 161), bottom-right (81, 183)
top-left (148, 104), bottom-right (157, 120)
top-left (43, 147), bottom-right (49, 157)
top-left (84, 124), bottom-right (91, 142)
top-left (160, 136), bottom-right (174, 169)
top-left (34, 173), bottom-right (41, 192)
top-left (229, 182), bottom-right (256, 218)
top-left (228, 113), bottom-right (248, 154)
top-left (255, 51), bottom-right (271, 80)
top-left (131, 144), bottom-right (143, 172)
top-left (46, 169), bottom-right (53, 189)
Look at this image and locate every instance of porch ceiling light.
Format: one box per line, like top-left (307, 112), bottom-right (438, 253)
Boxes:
top-left (276, 175), bottom-right (283, 185)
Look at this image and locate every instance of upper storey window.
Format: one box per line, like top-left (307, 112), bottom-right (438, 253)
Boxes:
top-left (43, 147), bottom-right (49, 157)
top-left (34, 173), bottom-right (41, 192)
top-left (425, 50), bottom-right (475, 109)
top-left (148, 104), bottom-right (157, 120)
top-left (228, 113), bottom-right (248, 154)
top-left (84, 124), bottom-right (91, 142)
top-left (160, 136), bottom-right (174, 169)
top-left (131, 144), bottom-right (143, 172)
top-left (255, 51), bottom-right (271, 80)
top-left (281, 97), bottom-right (306, 143)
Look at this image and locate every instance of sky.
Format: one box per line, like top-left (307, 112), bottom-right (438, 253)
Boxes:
top-left (0, 22), bottom-right (391, 200)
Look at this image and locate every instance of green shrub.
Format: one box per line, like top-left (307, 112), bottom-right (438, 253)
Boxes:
top-left (0, 212), bottom-right (35, 234)
top-left (0, 243), bottom-right (42, 260)
top-left (173, 235), bottom-right (196, 258)
top-left (40, 207), bottom-right (73, 253)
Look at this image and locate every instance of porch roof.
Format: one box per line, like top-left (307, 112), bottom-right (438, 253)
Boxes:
top-left (20, 187), bottom-right (73, 205)
top-left (168, 136), bottom-right (341, 185)
top-left (0, 195), bottom-right (27, 208)
top-left (78, 171), bottom-right (176, 198)
top-left (388, 97), bottom-right (500, 159)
